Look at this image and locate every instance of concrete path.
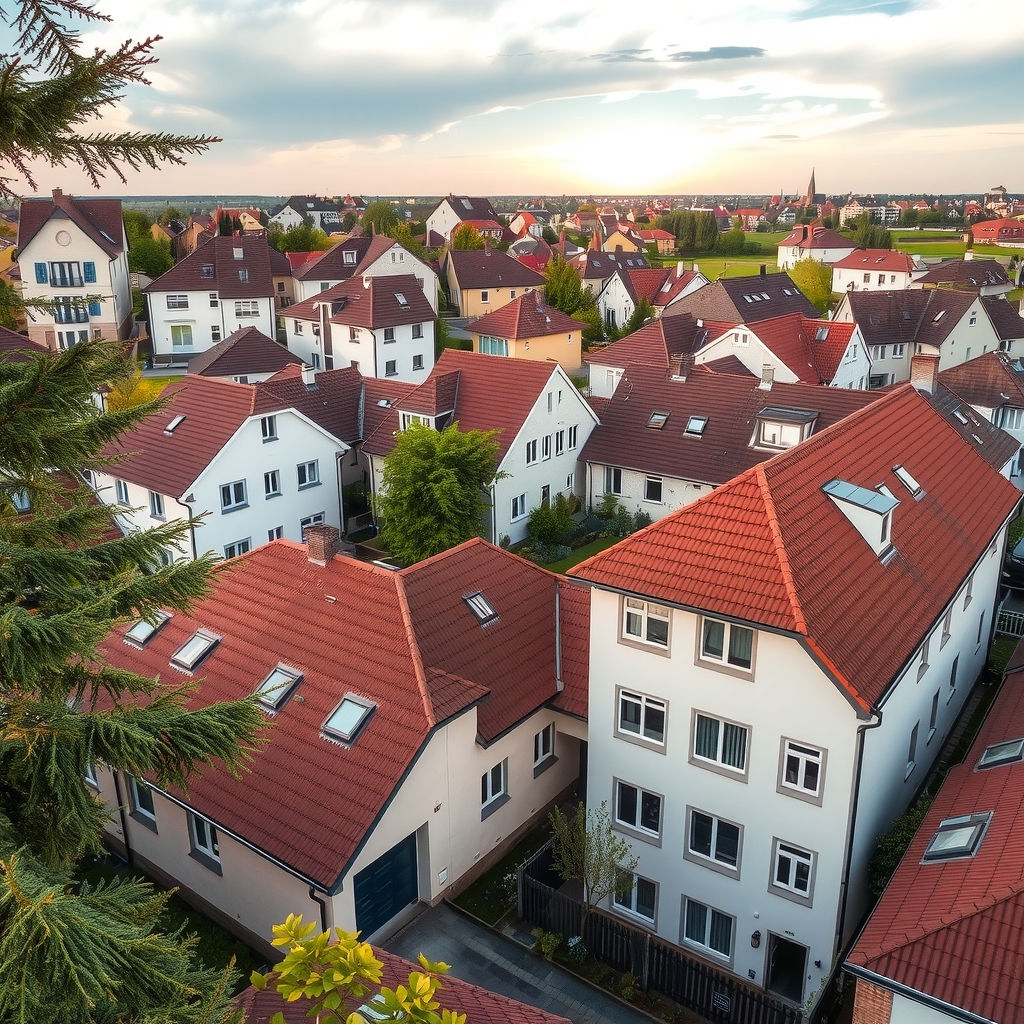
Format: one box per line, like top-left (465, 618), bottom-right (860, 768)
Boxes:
top-left (384, 903), bottom-right (652, 1024)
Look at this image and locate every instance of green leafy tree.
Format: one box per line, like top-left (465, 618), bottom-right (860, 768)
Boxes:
top-left (0, 340), bottom-right (267, 1023)
top-left (375, 423), bottom-right (500, 565)
top-left (694, 211), bottom-right (720, 253)
top-left (123, 208), bottom-right (152, 238)
top-left (542, 225), bottom-right (559, 245)
top-left (363, 200), bottom-right (398, 236)
top-left (789, 257), bottom-right (834, 314)
top-left (450, 223), bottom-right (485, 250)
top-left (217, 211), bottom-right (233, 236)
top-left (719, 222), bottom-right (746, 256)
top-left (0, 280), bottom-right (21, 330)
top-left (127, 232), bottom-right (173, 277)
top-left (267, 220), bottom-right (332, 254)
top-left (850, 212), bottom-right (891, 249)
top-left (549, 801), bottom-right (638, 933)
top-left (341, 211), bottom-right (358, 232)
top-left (544, 255), bottom-right (602, 346)
top-left (899, 208), bottom-right (919, 228)
top-left (386, 223), bottom-right (426, 260)
top-left (622, 297), bottom-right (655, 335)
top-left (158, 205), bottom-right (182, 225)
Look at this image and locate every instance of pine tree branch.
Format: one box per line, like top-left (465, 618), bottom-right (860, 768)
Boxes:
top-left (8, 0), bottom-right (111, 74)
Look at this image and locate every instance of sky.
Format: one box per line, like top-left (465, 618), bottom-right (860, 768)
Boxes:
top-left (11, 0), bottom-right (1024, 198)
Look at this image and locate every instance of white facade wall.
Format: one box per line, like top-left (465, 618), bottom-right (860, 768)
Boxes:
top-left (832, 267), bottom-right (914, 293)
top-left (586, 463), bottom-right (710, 519)
top-left (426, 200), bottom-right (465, 244)
top-left (269, 206), bottom-right (305, 231)
top-left (777, 245), bottom-right (856, 271)
top-left (147, 289), bottom-right (275, 359)
top-left (91, 472), bottom-right (191, 561)
top-left (587, 362), bottom-right (625, 399)
top-left (360, 245), bottom-right (440, 314)
top-left (330, 320), bottom-right (434, 383)
top-left (890, 990), bottom-right (957, 1024)
top-left (935, 306), bottom-right (1002, 371)
top-left (597, 274), bottom-right (635, 332)
top-left (283, 313), bottom-right (324, 368)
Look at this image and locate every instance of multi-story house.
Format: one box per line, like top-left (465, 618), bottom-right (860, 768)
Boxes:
top-left (468, 293), bottom-right (585, 371)
top-left (17, 188), bottom-right (132, 349)
top-left (911, 256), bottom-right (1013, 297)
top-left (776, 224), bottom-right (857, 271)
top-left (362, 349), bottom-right (599, 545)
top-left (145, 234), bottom-right (276, 363)
top-left (831, 250), bottom-right (921, 293)
top-left (93, 532), bottom-right (589, 955)
top-left (425, 195), bottom-right (503, 247)
top-left (268, 196), bottom-right (341, 233)
top-left (184, 326), bottom-right (304, 384)
top-left (283, 273), bottom-right (435, 382)
top-left (569, 384), bottom-right (1021, 1010)
top-left (443, 247), bottom-right (544, 317)
top-left (663, 269), bottom-right (819, 324)
top-left (566, 248), bottom-right (654, 297)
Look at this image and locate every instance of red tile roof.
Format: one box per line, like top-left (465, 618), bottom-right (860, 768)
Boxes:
top-left (627, 267), bottom-right (672, 304)
top-left (468, 293), bottom-right (586, 340)
top-left (572, 385), bottom-right (1021, 711)
top-left (734, 313), bottom-right (856, 385)
top-left (846, 651), bottom-right (1024, 1022)
top-left (638, 229), bottom-right (674, 241)
top-left (185, 327), bottom-right (304, 378)
top-left (972, 218), bottom-right (1024, 240)
top-left (569, 250), bottom-right (651, 281)
top-left (553, 574), bottom-right (590, 720)
top-left (915, 257), bottom-right (1010, 290)
top-left (0, 326), bottom-right (47, 361)
top-left (653, 267), bottom-right (705, 309)
top-left (779, 225), bottom-right (857, 251)
top-left (18, 189), bottom-right (124, 257)
top-left (285, 251), bottom-right (323, 270)
top-left (832, 249), bottom-right (916, 273)
top-left (290, 235), bottom-right (394, 283)
top-left (664, 272), bottom-right (819, 323)
top-left (99, 538), bottom-right (587, 888)
top-left (938, 350), bottom-right (1024, 409)
top-left (700, 355), bottom-right (757, 377)
top-left (144, 234), bottom-right (274, 300)
top-left (303, 273), bottom-right (435, 330)
top-left (584, 315), bottom-right (705, 369)
top-left (446, 248), bottom-right (545, 290)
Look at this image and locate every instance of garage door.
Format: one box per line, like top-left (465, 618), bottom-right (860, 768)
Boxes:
top-left (353, 832), bottom-right (418, 938)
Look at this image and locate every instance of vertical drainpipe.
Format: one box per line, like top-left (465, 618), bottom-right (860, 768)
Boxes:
top-left (308, 887), bottom-right (329, 933)
top-left (173, 497), bottom-right (197, 561)
top-left (555, 580), bottom-right (564, 692)
top-left (490, 481), bottom-right (497, 544)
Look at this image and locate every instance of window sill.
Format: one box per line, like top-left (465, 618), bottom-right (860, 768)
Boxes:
top-left (767, 882), bottom-right (813, 909)
top-left (695, 656), bottom-right (753, 681)
top-left (150, 514), bottom-right (166, 522)
top-left (611, 821), bottom-right (662, 848)
top-left (689, 755), bottom-right (748, 783)
top-left (262, 437), bottom-right (278, 444)
top-left (220, 504), bottom-right (249, 514)
top-left (265, 492), bottom-right (282, 500)
top-left (615, 729), bottom-right (667, 755)
top-left (130, 809), bottom-right (158, 833)
top-left (481, 793), bottom-right (510, 821)
top-left (618, 634), bottom-right (671, 658)
top-left (298, 481), bottom-right (322, 491)
top-left (188, 848), bottom-right (223, 875)
top-left (683, 849), bottom-right (741, 880)
top-left (905, 762), bottom-right (916, 781)
top-left (927, 727), bottom-right (937, 745)
top-left (534, 755), bottom-right (558, 779)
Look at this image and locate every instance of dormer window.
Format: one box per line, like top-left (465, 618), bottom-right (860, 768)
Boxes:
top-left (255, 665), bottom-right (303, 711)
top-left (893, 465), bottom-right (923, 498)
top-left (232, 247), bottom-right (243, 260)
top-left (170, 629), bottom-right (220, 672)
top-left (922, 813), bottom-right (991, 862)
top-left (343, 250), bottom-right (357, 265)
top-left (125, 610), bottom-right (170, 647)
top-left (647, 411), bottom-right (670, 430)
top-left (822, 478), bottom-right (899, 559)
top-left (815, 326), bottom-right (829, 341)
top-left (323, 694), bottom-right (375, 743)
top-left (685, 416), bottom-right (708, 437)
top-left (464, 591), bottom-right (498, 624)
top-left (400, 412), bottom-right (430, 430)
top-left (201, 264), bottom-right (214, 277)
top-left (757, 420), bottom-right (802, 449)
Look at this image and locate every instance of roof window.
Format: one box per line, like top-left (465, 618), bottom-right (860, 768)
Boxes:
top-left (323, 694), bottom-right (376, 743)
top-left (395, 292), bottom-right (409, 307)
top-left (647, 411), bottom-right (670, 430)
top-left (464, 592), bottom-right (498, 624)
top-left (233, 247), bottom-right (243, 260)
top-left (593, 260), bottom-right (601, 267)
top-left (953, 408), bottom-right (969, 424)
top-left (343, 249), bottom-right (357, 265)
top-left (815, 326), bottom-right (829, 341)
top-left (201, 264), bottom-right (214, 277)
top-left (922, 812), bottom-right (991, 862)
top-left (255, 664), bottom-right (303, 711)
top-left (782, 287), bottom-right (793, 295)
top-left (164, 414), bottom-right (186, 434)
top-left (892, 464), bottom-right (923, 498)
top-left (460, 198), bottom-right (473, 209)
top-left (125, 610), bottom-right (170, 647)
top-left (977, 738), bottom-right (1024, 770)
top-left (170, 629), bottom-right (220, 671)
top-left (761, 292), bottom-right (770, 300)
top-left (933, 309), bottom-right (946, 323)
top-left (901, 310), bottom-right (911, 320)
top-left (822, 478), bottom-right (899, 559)
top-left (685, 415), bottom-right (708, 436)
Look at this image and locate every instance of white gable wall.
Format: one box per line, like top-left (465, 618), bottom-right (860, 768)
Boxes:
top-left (694, 328), bottom-right (802, 383)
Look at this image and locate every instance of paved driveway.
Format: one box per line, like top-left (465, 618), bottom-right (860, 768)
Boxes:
top-left (383, 903), bottom-right (653, 1024)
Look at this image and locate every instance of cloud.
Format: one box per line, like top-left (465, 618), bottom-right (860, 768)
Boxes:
top-left (589, 46), bottom-right (766, 63)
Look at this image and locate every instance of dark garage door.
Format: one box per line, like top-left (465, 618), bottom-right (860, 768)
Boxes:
top-left (353, 832), bottom-right (418, 937)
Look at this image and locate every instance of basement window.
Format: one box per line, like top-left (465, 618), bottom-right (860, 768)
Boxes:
top-left (125, 610), bottom-right (170, 647)
top-left (647, 411), bottom-right (670, 430)
top-left (922, 813), bottom-right (991, 862)
top-left (464, 591), bottom-right (498, 624)
top-left (170, 629), bottom-right (220, 671)
top-left (323, 695), bottom-right (375, 743)
top-left (255, 665), bottom-right (303, 711)
top-left (893, 465), bottom-right (923, 498)
top-left (685, 415), bottom-right (708, 437)
top-left (977, 738), bottom-right (1024, 770)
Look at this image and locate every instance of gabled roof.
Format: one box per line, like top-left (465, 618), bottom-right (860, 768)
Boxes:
top-left (625, 267), bottom-right (671, 304)
top-left (925, 383), bottom-right (1020, 471)
top-left (982, 296), bottom-right (1024, 341)
top-left (845, 290), bottom-right (976, 348)
top-left (653, 266), bottom-right (705, 308)
top-left (570, 249), bottom-right (651, 280)
top-left (639, 228), bottom-right (675, 241)
top-left (98, 538), bottom-right (588, 888)
top-left (0, 326), bottom-right (47, 362)
top-left (185, 327), bottom-right (304, 378)
top-left (938, 349), bottom-right (1024, 408)
top-left (432, 195), bottom-right (499, 223)
top-left (731, 313), bottom-right (856, 385)
top-left (468, 293), bottom-right (585, 339)
top-left (778, 225), bottom-right (856, 251)
top-left (445, 248), bottom-right (545, 290)
top-left (144, 234), bottom-right (274, 299)
top-left (846, 651), bottom-right (1024, 1023)
top-left (664, 272), bottom-right (819, 323)
top-left (585, 315), bottom-right (705, 369)
top-left (915, 258), bottom-right (1010, 289)
top-left (290, 273), bottom-right (435, 330)
top-left (832, 249), bottom-right (916, 273)
top-left (280, 195), bottom-right (340, 214)
top-left (268, 247), bottom-right (292, 276)
top-left (571, 385), bottom-right (1021, 711)
top-left (18, 189), bottom-right (124, 258)
top-left (285, 251), bottom-right (323, 271)
top-left (290, 235), bottom-right (394, 282)
top-left (580, 363), bottom-right (877, 486)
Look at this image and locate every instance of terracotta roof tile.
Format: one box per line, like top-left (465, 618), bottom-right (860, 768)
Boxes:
top-left (734, 313), bottom-right (856, 385)
top-left (981, 296), bottom-right (1024, 341)
top-left (832, 249), bottom-right (916, 273)
top-left (291, 235), bottom-right (393, 282)
top-left (446, 249), bottom-right (545, 290)
top-left (185, 327), bottom-right (304, 378)
top-left (18, 191), bottom-right (124, 257)
top-left (845, 290), bottom-right (976, 349)
top-left (779, 225), bottom-right (857, 251)
top-left (469, 293), bottom-right (586, 340)
top-left (938, 350), bottom-right (1024, 409)
top-left (144, 234), bottom-right (274, 299)
top-left (584, 315), bottom-right (704, 369)
top-left (664, 272), bottom-right (819, 323)
top-left (553, 580), bottom-right (590, 719)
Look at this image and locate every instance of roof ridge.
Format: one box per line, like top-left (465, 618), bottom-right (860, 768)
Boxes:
top-left (393, 573), bottom-right (436, 728)
top-left (754, 463), bottom-right (807, 635)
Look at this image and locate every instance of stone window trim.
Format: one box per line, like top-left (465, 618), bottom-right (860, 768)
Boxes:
top-left (693, 615), bottom-right (757, 680)
top-left (611, 870), bottom-right (660, 930)
top-left (687, 707), bottom-right (751, 783)
top-left (614, 686), bottom-right (669, 754)
top-left (776, 736), bottom-right (828, 807)
top-left (617, 594), bottom-right (672, 659)
top-left (683, 804), bottom-right (744, 880)
top-left (611, 777), bottom-right (663, 848)
top-left (128, 776), bottom-right (158, 833)
top-left (679, 895), bottom-right (735, 967)
top-left (767, 837), bottom-right (817, 908)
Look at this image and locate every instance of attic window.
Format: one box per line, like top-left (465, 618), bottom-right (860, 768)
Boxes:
top-left (647, 411), bottom-right (670, 430)
top-left (685, 415), bottom-right (708, 436)
top-left (343, 249), bottom-right (357, 266)
top-left (892, 465), bottom-right (923, 498)
top-left (125, 610), bottom-right (170, 647)
top-left (953, 409), bottom-right (969, 424)
top-left (977, 738), bottom-right (1024, 770)
top-left (233, 247), bottom-right (243, 260)
top-left (323, 694), bottom-right (375, 743)
top-left (815, 327), bottom-right (829, 341)
top-left (395, 292), bottom-right (409, 307)
top-left (464, 592), bottom-right (498, 625)
top-left (255, 664), bottom-right (303, 711)
top-left (460, 198), bottom-right (473, 209)
top-left (201, 264), bottom-right (214, 277)
top-left (593, 260), bottom-right (601, 267)
top-left (922, 813), bottom-right (991, 862)
top-left (761, 292), bottom-right (770, 300)
top-left (170, 629), bottom-right (220, 671)
top-left (901, 310), bottom-right (911, 320)
top-left (782, 288), bottom-right (794, 296)
top-left (933, 310), bottom-right (946, 323)
top-left (164, 414), bottom-right (186, 434)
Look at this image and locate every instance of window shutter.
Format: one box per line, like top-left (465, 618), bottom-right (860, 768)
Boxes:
top-left (88, 301), bottom-right (101, 316)
top-left (83, 261), bottom-right (96, 283)
top-left (35, 263), bottom-right (48, 284)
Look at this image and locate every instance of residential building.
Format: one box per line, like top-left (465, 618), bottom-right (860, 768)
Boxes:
top-left (912, 256), bottom-right (1013, 296)
top-left (268, 196), bottom-right (342, 233)
top-left (94, 533), bottom-right (589, 954)
top-left (284, 273), bottom-right (435, 382)
top-left (570, 384), bottom-right (1021, 1009)
top-left (839, 197), bottom-right (900, 226)
top-left (638, 228), bottom-right (675, 254)
top-left (777, 224), bottom-right (858, 271)
top-left (831, 250), bottom-right (921, 293)
top-left (174, 214), bottom-right (215, 259)
top-left (426, 195), bottom-right (502, 247)
top-left (602, 228), bottom-right (643, 253)
top-left (93, 370), bottom-right (359, 562)
top-left (595, 265), bottom-right (694, 332)
top-left (443, 247), bottom-right (545, 318)
top-left (845, 643), bottom-right (1024, 1024)
top-left (981, 294), bottom-right (1024, 353)
top-left (507, 236), bottom-right (553, 274)
top-left (650, 263), bottom-right (709, 315)
top-left (145, 234), bottom-right (276, 363)
top-left (567, 249), bottom-right (653, 296)
top-left (270, 247), bottom-right (296, 309)
top-left (17, 187), bottom-right (132, 349)
top-left (468, 293), bottom-right (585, 371)
top-left (185, 327), bottom-right (304, 383)
top-left (664, 270), bottom-right (820, 323)
top-left (582, 362), bottom-right (877, 519)
top-left (363, 349), bottom-right (599, 545)
top-left (971, 217), bottom-right (1024, 244)
top-left (834, 289), bottom-right (1003, 384)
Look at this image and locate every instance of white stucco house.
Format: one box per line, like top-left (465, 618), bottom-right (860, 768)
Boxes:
top-left (569, 384), bottom-right (1021, 1011)
top-left (831, 250), bottom-right (922, 293)
top-left (17, 188), bottom-right (133, 349)
top-left (268, 196), bottom-right (341, 233)
top-left (425, 195), bottom-right (502, 247)
top-left (776, 225), bottom-right (857, 271)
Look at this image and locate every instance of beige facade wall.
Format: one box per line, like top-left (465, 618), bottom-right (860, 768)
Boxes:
top-left (453, 283), bottom-right (537, 318)
top-left (471, 328), bottom-right (582, 371)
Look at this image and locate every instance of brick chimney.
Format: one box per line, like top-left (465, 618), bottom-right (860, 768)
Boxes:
top-left (51, 187), bottom-right (63, 202)
top-left (669, 353), bottom-right (694, 380)
top-left (305, 524), bottom-right (340, 565)
top-left (759, 364), bottom-right (775, 390)
top-left (910, 353), bottom-right (939, 394)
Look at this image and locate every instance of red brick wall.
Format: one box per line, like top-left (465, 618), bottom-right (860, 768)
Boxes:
top-left (852, 978), bottom-right (893, 1024)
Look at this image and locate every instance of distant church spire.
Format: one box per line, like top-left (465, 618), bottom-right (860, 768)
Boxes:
top-left (804, 168), bottom-right (816, 207)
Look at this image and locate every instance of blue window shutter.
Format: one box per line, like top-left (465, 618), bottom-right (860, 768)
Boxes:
top-left (83, 261), bottom-right (96, 283)
top-left (88, 301), bottom-right (101, 316)
top-left (35, 263), bottom-right (48, 284)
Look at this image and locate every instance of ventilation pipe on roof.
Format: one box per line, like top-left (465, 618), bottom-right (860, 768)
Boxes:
top-left (554, 581), bottom-right (564, 692)
top-left (964, 249), bottom-right (974, 261)
top-left (301, 364), bottom-right (316, 387)
top-left (483, 241), bottom-right (491, 256)
top-left (760, 264), bottom-right (767, 277)
top-left (363, 275), bottom-right (371, 289)
top-left (759, 364), bottom-right (774, 390)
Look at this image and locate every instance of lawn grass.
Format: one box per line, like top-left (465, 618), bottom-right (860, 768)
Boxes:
top-left (545, 536), bottom-right (619, 574)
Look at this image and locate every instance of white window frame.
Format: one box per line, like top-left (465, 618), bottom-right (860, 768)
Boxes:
top-left (779, 739), bottom-right (824, 802)
top-left (511, 493), bottom-right (527, 521)
top-left (555, 430), bottom-right (565, 456)
top-left (189, 812), bottom-right (220, 865)
top-left (617, 689), bottom-right (666, 747)
top-left (383, 327), bottom-right (396, 343)
top-left (692, 712), bottom-right (748, 776)
top-left (114, 479), bottom-right (130, 505)
top-left (297, 460), bottom-right (320, 489)
top-left (534, 723), bottom-right (555, 768)
top-left (268, 525), bottom-right (283, 541)
top-left (613, 870), bottom-right (657, 924)
top-left (481, 759), bottom-right (507, 810)
top-left (130, 776), bottom-right (156, 824)
top-left (614, 779), bottom-right (662, 840)
top-left (682, 898), bottom-right (733, 961)
top-left (261, 415), bottom-right (277, 442)
top-left (412, 323), bottom-right (423, 339)
top-left (770, 839), bottom-right (815, 902)
top-left (686, 807), bottom-right (742, 873)
top-left (643, 475), bottom-right (663, 503)
top-left (220, 479), bottom-right (247, 512)
top-left (170, 324), bottom-right (193, 349)
top-left (234, 300), bottom-right (259, 318)
top-left (224, 538), bottom-right (251, 559)
top-left (525, 439), bottom-right (538, 465)
top-left (300, 512), bottom-right (325, 540)
top-left (148, 491), bottom-right (164, 519)
top-left (698, 617), bottom-right (755, 673)
top-left (165, 294), bottom-right (189, 310)
top-left (412, 354), bottom-right (424, 371)
top-left (604, 466), bottom-right (622, 495)
top-left (568, 425), bottom-right (578, 449)
top-left (264, 470), bottom-right (281, 497)
top-left (622, 598), bottom-right (670, 649)
top-left (542, 435), bottom-right (551, 460)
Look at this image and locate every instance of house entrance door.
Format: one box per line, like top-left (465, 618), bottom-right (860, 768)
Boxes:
top-left (765, 934), bottom-right (806, 1004)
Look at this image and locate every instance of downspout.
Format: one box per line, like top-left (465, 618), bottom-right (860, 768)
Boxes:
top-left (336, 451), bottom-right (346, 536)
top-left (490, 481), bottom-right (497, 544)
top-left (112, 772), bottom-right (134, 870)
top-left (173, 496), bottom-right (197, 561)
top-left (308, 886), bottom-right (329, 933)
top-left (554, 580), bottom-right (564, 692)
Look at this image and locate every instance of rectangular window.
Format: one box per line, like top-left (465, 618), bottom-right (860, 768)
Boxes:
top-left (511, 493), bottom-right (527, 521)
top-left (166, 294), bottom-right (189, 309)
top-left (385, 359), bottom-right (397, 376)
top-left (170, 324), bottom-right (193, 349)
top-left (480, 290), bottom-right (489, 303)
top-left (568, 425), bottom-right (578, 450)
top-left (210, 292), bottom-right (219, 307)
top-left (149, 491), bottom-right (164, 518)
top-left (683, 899), bottom-right (732, 959)
top-left (87, 300), bottom-right (101, 317)
top-left (311, 352), bottom-right (321, 369)
top-left (780, 740), bottom-right (824, 800)
top-left (534, 723), bottom-right (555, 766)
top-left (224, 538), bottom-right (251, 559)
top-left (268, 525), bottom-right (283, 541)
top-left (615, 780), bottom-right (662, 838)
top-left (917, 635), bottom-right (931, 682)
top-left (941, 608), bottom-right (952, 648)
top-left (623, 598), bottom-right (670, 648)
top-left (115, 479), bottom-right (130, 504)
top-left (299, 512), bottom-right (324, 540)
top-left (892, 344), bottom-right (905, 357)
top-left (211, 325), bottom-right (221, 342)
top-left (49, 261), bottom-right (83, 287)
top-left (555, 430), bottom-right (565, 455)
top-left (771, 840), bottom-right (814, 899)
top-left (604, 466), bottom-right (622, 494)
top-left (295, 321), bottom-right (304, 335)
top-left (949, 654), bottom-right (959, 702)
top-left (234, 300), bottom-right (259, 318)
top-left (618, 690), bottom-right (666, 745)
top-left (34, 262), bottom-right (48, 284)
top-left (481, 759), bottom-right (507, 806)
top-left (977, 611), bottom-right (985, 646)
top-left (189, 813), bottom-right (220, 867)
top-left (542, 435), bottom-right (551, 460)
top-left (526, 439), bottom-right (538, 465)
top-left (238, 269), bottom-right (249, 283)
top-left (220, 480), bottom-right (247, 511)
top-left (343, 249), bottom-right (357, 265)
top-left (699, 618), bottom-right (754, 671)
top-left (130, 777), bottom-right (156, 825)
top-left (693, 713), bottom-right (748, 773)
top-left (383, 327), bottom-right (396, 343)
top-left (412, 354), bottom-right (424, 371)
top-left (264, 470), bottom-right (281, 497)
top-left (907, 722), bottom-right (919, 778)
top-left (688, 809), bottom-right (741, 870)
top-left (261, 415), bottom-right (277, 441)
top-left (613, 871), bottom-right (657, 923)
top-left (644, 476), bottom-right (663, 503)
top-left (929, 690), bottom-right (940, 739)
top-left (412, 323), bottom-right (423, 339)
top-left (478, 336), bottom-right (509, 356)
top-left (297, 461), bottom-right (319, 488)
top-left (84, 762), bottom-right (98, 787)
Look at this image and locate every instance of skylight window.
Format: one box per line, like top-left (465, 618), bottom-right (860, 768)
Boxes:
top-left (395, 292), bottom-right (409, 307)
top-left (255, 665), bottom-right (303, 710)
top-left (743, 295), bottom-right (754, 303)
top-left (170, 629), bottom-right (220, 671)
top-left (901, 310), bottom-right (911, 320)
top-left (647, 411), bottom-right (670, 430)
top-left (933, 310), bottom-right (946, 323)
top-left (233, 247), bottom-right (244, 260)
top-left (464, 592), bottom-right (498, 624)
top-left (460, 198), bottom-right (473, 209)
top-left (164, 414), bottom-right (186, 434)
top-left (977, 738), bottom-right (1024, 770)
top-left (685, 415), bottom-right (708, 436)
top-left (893, 465), bottom-right (923, 497)
top-left (323, 695), bottom-right (375, 743)
top-left (953, 409), bottom-right (969, 424)
top-left (782, 288), bottom-right (793, 296)
top-left (815, 327), bottom-right (829, 341)
top-left (125, 610), bottom-right (170, 646)
top-left (922, 813), bottom-right (991, 862)
top-left (761, 292), bottom-right (770, 300)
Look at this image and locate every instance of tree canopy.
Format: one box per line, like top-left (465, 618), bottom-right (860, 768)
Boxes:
top-left (376, 423), bottom-right (500, 565)
top-left (849, 212), bottom-right (892, 249)
top-left (268, 220), bottom-right (332, 253)
top-left (654, 210), bottom-right (720, 254)
top-left (123, 209), bottom-right (173, 278)
top-left (789, 257), bottom-right (834, 314)
top-left (450, 223), bottom-right (486, 250)
top-left (543, 255), bottom-right (602, 346)
top-left (363, 200), bottom-right (399, 235)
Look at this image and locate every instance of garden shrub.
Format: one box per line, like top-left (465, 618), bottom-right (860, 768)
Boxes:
top-left (528, 504), bottom-right (574, 545)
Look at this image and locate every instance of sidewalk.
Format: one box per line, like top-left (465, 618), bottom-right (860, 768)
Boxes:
top-left (384, 903), bottom-right (654, 1024)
